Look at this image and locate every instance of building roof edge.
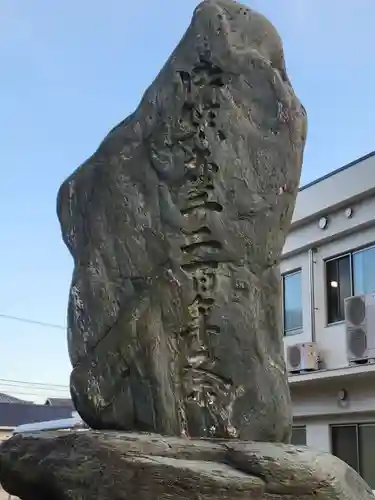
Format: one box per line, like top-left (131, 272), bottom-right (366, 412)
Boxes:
top-left (299, 151), bottom-right (375, 192)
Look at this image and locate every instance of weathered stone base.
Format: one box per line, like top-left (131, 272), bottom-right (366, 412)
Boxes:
top-left (0, 431), bottom-right (373, 500)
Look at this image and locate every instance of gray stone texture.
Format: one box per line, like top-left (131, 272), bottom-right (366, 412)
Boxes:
top-left (0, 432), bottom-right (373, 500)
top-left (57, 0), bottom-right (307, 439)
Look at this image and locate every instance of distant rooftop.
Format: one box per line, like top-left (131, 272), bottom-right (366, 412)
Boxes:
top-left (0, 393), bottom-right (29, 404)
top-left (299, 151), bottom-right (375, 192)
top-left (0, 402), bottom-right (75, 428)
top-left (45, 398), bottom-right (74, 409)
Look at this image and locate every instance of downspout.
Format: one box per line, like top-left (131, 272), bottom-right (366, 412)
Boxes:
top-left (308, 247), bottom-right (317, 342)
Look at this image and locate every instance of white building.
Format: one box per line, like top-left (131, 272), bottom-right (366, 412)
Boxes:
top-left (282, 151), bottom-right (375, 488)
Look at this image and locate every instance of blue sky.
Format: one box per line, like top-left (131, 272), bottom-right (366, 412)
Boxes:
top-left (1, 0), bottom-right (374, 401)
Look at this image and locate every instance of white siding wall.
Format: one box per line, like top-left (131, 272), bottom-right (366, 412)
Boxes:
top-left (282, 158), bottom-right (375, 371)
top-left (291, 152), bottom-right (375, 224)
top-left (305, 423), bottom-right (330, 452)
top-left (291, 378), bottom-right (375, 418)
top-left (291, 378), bottom-right (375, 452)
top-left (283, 224), bottom-right (375, 370)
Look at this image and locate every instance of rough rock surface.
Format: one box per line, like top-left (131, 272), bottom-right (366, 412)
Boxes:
top-left (57, 0), bottom-right (307, 439)
top-left (0, 431), bottom-right (373, 500)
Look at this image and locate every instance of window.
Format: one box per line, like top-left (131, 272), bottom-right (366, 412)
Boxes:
top-left (283, 271), bottom-right (303, 335)
top-left (291, 426), bottom-right (306, 446)
top-left (326, 245), bottom-right (375, 324)
top-left (352, 246), bottom-right (375, 296)
top-left (331, 423), bottom-right (375, 489)
top-left (326, 255), bottom-right (351, 323)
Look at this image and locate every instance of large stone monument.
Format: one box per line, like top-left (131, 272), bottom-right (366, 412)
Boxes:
top-left (59, 0), bottom-right (306, 442)
top-left (0, 1), bottom-right (373, 499)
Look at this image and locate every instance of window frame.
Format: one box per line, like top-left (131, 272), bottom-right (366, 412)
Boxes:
top-left (325, 243), bottom-right (375, 326)
top-left (330, 422), bottom-right (375, 489)
top-left (291, 425), bottom-right (306, 446)
top-left (330, 423), bottom-right (359, 472)
top-left (352, 244), bottom-right (375, 296)
top-left (282, 269), bottom-right (303, 337)
top-left (325, 252), bottom-right (352, 325)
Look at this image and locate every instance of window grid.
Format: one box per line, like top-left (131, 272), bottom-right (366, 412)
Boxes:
top-left (325, 244), bottom-right (375, 325)
top-left (282, 269), bottom-right (303, 336)
top-left (331, 423), bottom-right (375, 489)
top-left (291, 425), bottom-right (306, 446)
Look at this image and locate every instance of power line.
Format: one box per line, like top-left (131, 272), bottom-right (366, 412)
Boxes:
top-left (0, 313), bottom-right (66, 330)
top-left (0, 378), bottom-right (68, 389)
top-left (0, 380), bottom-right (71, 399)
top-left (0, 388), bottom-right (70, 396)
top-left (0, 383), bottom-right (68, 393)
top-left (0, 390), bottom-right (70, 399)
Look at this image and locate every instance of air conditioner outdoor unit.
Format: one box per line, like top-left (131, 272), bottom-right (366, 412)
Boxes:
top-left (286, 342), bottom-right (319, 373)
top-left (345, 292), bottom-right (375, 362)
